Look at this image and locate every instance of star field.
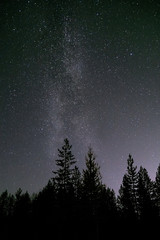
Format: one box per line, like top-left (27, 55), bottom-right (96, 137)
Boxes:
top-left (1, 0), bottom-right (160, 194)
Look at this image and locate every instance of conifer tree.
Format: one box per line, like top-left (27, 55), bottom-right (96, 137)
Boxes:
top-left (118, 154), bottom-right (138, 219)
top-left (137, 166), bottom-right (154, 220)
top-left (82, 147), bottom-right (103, 201)
top-left (118, 174), bottom-right (135, 218)
top-left (53, 138), bottom-right (76, 195)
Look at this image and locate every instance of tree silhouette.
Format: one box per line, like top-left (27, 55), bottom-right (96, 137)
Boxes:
top-left (137, 166), bottom-right (154, 221)
top-left (1, 140), bottom-right (160, 239)
top-left (53, 138), bottom-right (76, 198)
top-left (82, 147), bottom-right (103, 202)
top-left (118, 154), bottom-right (138, 220)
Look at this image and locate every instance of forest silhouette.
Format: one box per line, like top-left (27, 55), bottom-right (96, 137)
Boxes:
top-left (1, 138), bottom-right (160, 239)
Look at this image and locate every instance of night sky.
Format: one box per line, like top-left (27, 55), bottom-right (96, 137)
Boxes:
top-left (1, 0), bottom-right (160, 194)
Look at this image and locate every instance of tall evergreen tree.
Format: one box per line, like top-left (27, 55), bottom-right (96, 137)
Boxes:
top-left (82, 147), bottom-right (103, 201)
top-left (80, 148), bottom-right (105, 240)
top-left (137, 166), bottom-right (154, 220)
top-left (53, 138), bottom-right (76, 196)
top-left (118, 154), bottom-right (138, 219)
top-left (118, 174), bottom-right (135, 218)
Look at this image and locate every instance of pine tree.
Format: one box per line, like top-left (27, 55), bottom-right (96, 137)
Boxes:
top-left (118, 174), bottom-right (135, 218)
top-left (53, 138), bottom-right (76, 196)
top-left (82, 147), bottom-right (103, 201)
top-left (80, 148), bottom-right (105, 240)
top-left (118, 154), bottom-right (138, 219)
top-left (137, 166), bottom-right (154, 220)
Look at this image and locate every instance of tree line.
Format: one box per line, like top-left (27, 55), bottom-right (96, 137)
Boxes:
top-left (1, 138), bottom-right (160, 239)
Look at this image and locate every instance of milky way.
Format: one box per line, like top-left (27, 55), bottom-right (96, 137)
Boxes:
top-left (1, 0), bottom-right (160, 194)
